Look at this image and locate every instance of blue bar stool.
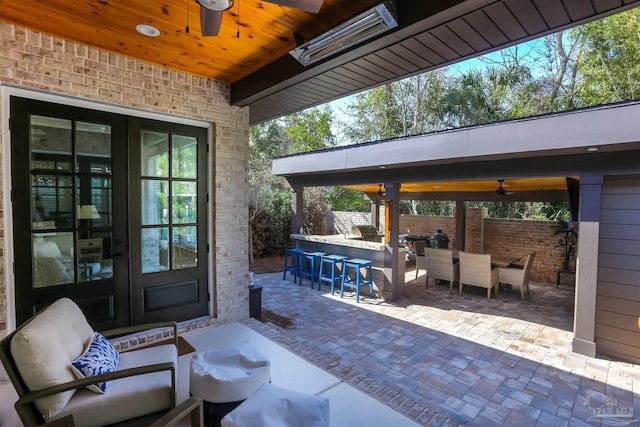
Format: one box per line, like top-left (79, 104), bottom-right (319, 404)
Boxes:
top-left (319, 254), bottom-right (347, 293)
top-left (341, 258), bottom-right (375, 303)
top-left (299, 251), bottom-right (326, 289)
top-left (283, 248), bottom-right (306, 283)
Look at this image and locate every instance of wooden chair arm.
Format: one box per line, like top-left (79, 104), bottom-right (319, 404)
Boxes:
top-left (42, 415), bottom-right (76, 426)
top-left (101, 321), bottom-right (178, 347)
top-left (149, 397), bottom-right (204, 427)
top-left (15, 362), bottom-right (175, 406)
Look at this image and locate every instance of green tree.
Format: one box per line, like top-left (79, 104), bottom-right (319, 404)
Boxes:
top-left (443, 63), bottom-right (534, 127)
top-left (324, 187), bottom-right (370, 212)
top-left (345, 71), bottom-right (450, 142)
top-left (249, 121), bottom-right (290, 259)
top-left (249, 107), bottom-right (340, 258)
top-left (572, 8), bottom-right (640, 105)
top-left (281, 106), bottom-right (336, 153)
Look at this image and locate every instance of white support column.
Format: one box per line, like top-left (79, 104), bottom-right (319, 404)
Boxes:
top-left (572, 173), bottom-right (603, 357)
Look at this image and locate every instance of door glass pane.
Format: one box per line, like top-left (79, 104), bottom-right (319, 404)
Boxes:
top-left (142, 228), bottom-right (170, 273)
top-left (172, 135), bottom-right (197, 178)
top-left (173, 226), bottom-right (197, 270)
top-left (142, 131), bottom-right (169, 177)
top-left (76, 121), bottom-right (111, 172)
top-left (172, 182), bottom-right (197, 224)
top-left (142, 180), bottom-right (169, 225)
top-left (32, 232), bottom-right (75, 287)
top-left (31, 114), bottom-right (74, 231)
top-left (87, 231), bottom-right (113, 280)
top-left (30, 115), bottom-right (72, 171)
top-left (32, 174), bottom-right (74, 229)
top-left (90, 177), bottom-right (112, 228)
top-left (142, 129), bottom-right (199, 275)
top-left (72, 120), bottom-right (113, 282)
top-left (30, 116), bottom-right (114, 287)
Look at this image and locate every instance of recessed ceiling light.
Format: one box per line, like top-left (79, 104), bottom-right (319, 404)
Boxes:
top-left (136, 24), bottom-right (160, 37)
top-left (379, 165), bottom-right (387, 169)
top-left (586, 146), bottom-right (599, 152)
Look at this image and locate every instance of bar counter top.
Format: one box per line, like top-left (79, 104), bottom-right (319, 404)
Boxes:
top-left (290, 233), bottom-right (389, 251)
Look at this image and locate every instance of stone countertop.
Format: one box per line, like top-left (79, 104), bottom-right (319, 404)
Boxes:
top-left (290, 234), bottom-right (405, 252)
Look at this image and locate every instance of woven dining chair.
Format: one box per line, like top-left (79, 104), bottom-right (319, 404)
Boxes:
top-left (413, 240), bottom-right (427, 280)
top-left (423, 248), bottom-right (459, 290)
top-left (458, 251), bottom-right (499, 301)
top-left (498, 252), bottom-right (536, 299)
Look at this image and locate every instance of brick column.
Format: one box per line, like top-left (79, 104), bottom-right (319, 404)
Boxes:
top-left (465, 207), bottom-right (487, 253)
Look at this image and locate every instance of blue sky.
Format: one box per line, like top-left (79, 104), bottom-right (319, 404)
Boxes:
top-left (327, 37), bottom-right (548, 140)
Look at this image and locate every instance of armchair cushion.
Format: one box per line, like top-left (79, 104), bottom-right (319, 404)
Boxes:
top-left (10, 298), bottom-right (94, 419)
top-left (70, 333), bottom-right (120, 393)
top-left (52, 344), bottom-right (177, 427)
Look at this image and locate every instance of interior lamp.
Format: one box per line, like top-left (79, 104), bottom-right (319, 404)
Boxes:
top-left (78, 205), bottom-right (101, 220)
top-left (290, 0), bottom-right (398, 66)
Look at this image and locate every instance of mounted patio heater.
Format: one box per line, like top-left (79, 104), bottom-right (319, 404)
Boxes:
top-left (290, 0), bottom-right (398, 66)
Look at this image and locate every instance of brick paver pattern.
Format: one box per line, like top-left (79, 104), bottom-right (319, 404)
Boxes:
top-left (243, 268), bottom-right (640, 426)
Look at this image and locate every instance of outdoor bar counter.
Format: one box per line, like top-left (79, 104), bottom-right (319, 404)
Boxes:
top-left (290, 234), bottom-right (406, 301)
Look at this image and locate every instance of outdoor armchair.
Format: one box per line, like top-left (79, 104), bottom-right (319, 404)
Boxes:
top-left (458, 251), bottom-right (499, 301)
top-left (0, 297), bottom-right (180, 427)
top-left (498, 252), bottom-right (536, 299)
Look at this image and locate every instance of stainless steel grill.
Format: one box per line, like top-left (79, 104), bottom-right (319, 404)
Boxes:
top-left (348, 225), bottom-right (382, 242)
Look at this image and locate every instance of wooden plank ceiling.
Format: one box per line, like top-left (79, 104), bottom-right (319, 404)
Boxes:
top-left (343, 177), bottom-right (572, 195)
top-left (0, 0), bottom-right (378, 83)
top-left (1, 0), bottom-right (639, 124)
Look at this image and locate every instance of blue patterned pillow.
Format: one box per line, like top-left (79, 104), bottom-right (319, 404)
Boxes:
top-left (70, 333), bottom-right (120, 393)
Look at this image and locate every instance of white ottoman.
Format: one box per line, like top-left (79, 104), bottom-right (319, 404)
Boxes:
top-left (190, 341), bottom-right (271, 424)
top-left (221, 383), bottom-right (330, 427)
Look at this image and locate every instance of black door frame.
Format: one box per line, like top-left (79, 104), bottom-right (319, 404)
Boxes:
top-left (128, 117), bottom-right (210, 324)
top-left (7, 93), bottom-right (212, 329)
top-left (10, 97), bottom-right (129, 329)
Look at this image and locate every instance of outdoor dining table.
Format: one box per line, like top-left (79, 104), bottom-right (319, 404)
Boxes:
top-left (491, 255), bottom-right (521, 268)
top-left (434, 251), bottom-right (519, 268)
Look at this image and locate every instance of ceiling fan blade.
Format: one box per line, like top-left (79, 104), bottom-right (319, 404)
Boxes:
top-left (264, 0), bottom-right (324, 13)
top-left (496, 179), bottom-right (516, 195)
top-left (200, 7), bottom-right (223, 36)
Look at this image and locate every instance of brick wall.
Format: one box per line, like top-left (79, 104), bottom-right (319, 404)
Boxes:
top-left (334, 210), bottom-right (570, 284)
top-left (399, 215), bottom-right (457, 248)
top-left (0, 23), bottom-right (250, 334)
top-left (330, 211), bottom-right (378, 234)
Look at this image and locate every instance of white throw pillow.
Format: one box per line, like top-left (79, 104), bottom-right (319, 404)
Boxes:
top-left (221, 383), bottom-right (330, 427)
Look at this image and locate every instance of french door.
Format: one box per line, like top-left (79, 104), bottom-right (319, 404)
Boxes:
top-left (10, 98), bottom-right (209, 329)
top-left (128, 118), bottom-right (209, 325)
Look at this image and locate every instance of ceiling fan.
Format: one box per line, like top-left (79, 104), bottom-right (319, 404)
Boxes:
top-left (196, 0), bottom-right (325, 37)
top-left (495, 179), bottom-right (515, 196)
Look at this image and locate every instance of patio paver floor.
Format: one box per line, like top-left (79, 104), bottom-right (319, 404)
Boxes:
top-left (243, 269), bottom-right (639, 426)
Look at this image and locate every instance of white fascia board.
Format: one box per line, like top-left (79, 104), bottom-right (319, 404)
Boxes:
top-left (272, 102), bottom-right (640, 176)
